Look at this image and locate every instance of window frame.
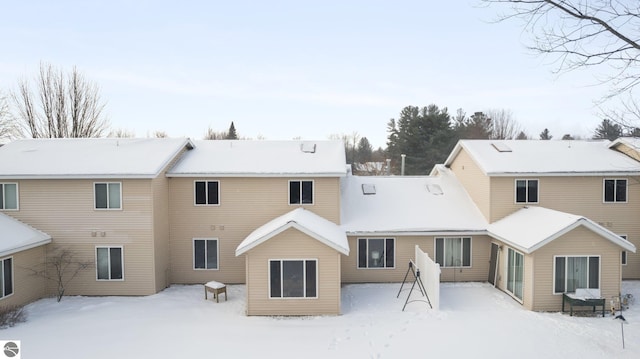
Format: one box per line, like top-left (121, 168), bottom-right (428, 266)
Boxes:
top-left (93, 182), bottom-right (122, 210)
top-left (514, 179), bottom-right (539, 204)
top-left (553, 255), bottom-right (600, 295)
top-left (434, 237), bottom-right (472, 268)
top-left (268, 259), bottom-right (318, 299)
top-left (194, 180), bottom-right (220, 206)
top-left (95, 246), bottom-right (124, 281)
top-left (0, 257), bottom-right (13, 299)
top-left (506, 248), bottom-right (524, 302)
top-left (288, 180), bottom-right (314, 205)
top-left (0, 183), bottom-right (19, 211)
top-left (357, 238), bottom-right (396, 269)
top-left (193, 238), bottom-right (219, 270)
top-left (603, 178), bottom-right (627, 203)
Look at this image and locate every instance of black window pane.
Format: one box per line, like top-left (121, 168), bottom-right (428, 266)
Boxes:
top-left (282, 261), bottom-right (304, 297)
top-left (4, 258), bottom-right (12, 296)
top-left (0, 185), bottom-right (4, 209)
top-left (385, 239), bottom-right (394, 268)
top-left (358, 238), bottom-right (367, 268)
top-left (589, 257), bottom-right (599, 289)
top-left (97, 248), bottom-right (109, 279)
top-left (305, 260), bottom-right (317, 297)
top-left (270, 261), bottom-right (281, 298)
top-left (604, 180), bottom-right (615, 202)
top-left (195, 181), bottom-right (206, 204)
top-left (555, 257), bottom-right (565, 293)
top-left (289, 181), bottom-right (300, 204)
top-left (301, 181), bottom-right (313, 204)
top-left (368, 239), bottom-right (384, 268)
top-left (516, 180), bottom-right (527, 203)
top-left (435, 238), bottom-right (444, 265)
top-left (616, 180), bottom-right (627, 202)
top-left (194, 240), bottom-right (205, 269)
top-left (462, 237), bottom-right (471, 267)
top-left (110, 248), bottom-right (123, 280)
top-left (95, 183), bottom-right (107, 208)
top-left (622, 251), bottom-right (627, 265)
top-left (206, 240), bottom-right (218, 269)
top-left (207, 181), bottom-right (219, 204)
top-left (528, 180), bottom-right (538, 202)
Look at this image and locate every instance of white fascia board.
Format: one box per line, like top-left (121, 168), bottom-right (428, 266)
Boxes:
top-left (0, 238), bottom-right (52, 258)
top-left (167, 172), bottom-right (346, 178)
top-left (345, 230), bottom-right (488, 237)
top-left (487, 171), bottom-right (640, 177)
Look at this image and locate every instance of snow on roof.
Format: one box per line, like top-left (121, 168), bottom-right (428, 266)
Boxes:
top-left (168, 140), bottom-right (347, 177)
top-left (610, 137), bottom-right (640, 151)
top-left (235, 208), bottom-right (349, 256)
top-left (445, 139), bottom-right (640, 176)
top-left (340, 165), bottom-right (488, 234)
top-left (487, 206), bottom-right (636, 254)
top-left (0, 213), bottom-right (51, 257)
top-left (0, 138), bottom-right (194, 179)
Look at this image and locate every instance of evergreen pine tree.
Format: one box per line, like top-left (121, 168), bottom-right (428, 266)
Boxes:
top-left (226, 121), bottom-right (238, 139)
top-left (539, 128), bottom-right (552, 140)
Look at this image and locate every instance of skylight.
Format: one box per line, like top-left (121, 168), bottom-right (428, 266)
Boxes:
top-left (491, 142), bottom-right (512, 152)
top-left (362, 183), bottom-right (376, 195)
top-left (426, 184), bottom-right (443, 195)
top-left (301, 143), bottom-right (316, 153)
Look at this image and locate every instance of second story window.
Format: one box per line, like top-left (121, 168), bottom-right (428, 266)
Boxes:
top-left (94, 182), bottom-right (121, 210)
top-left (289, 180), bottom-right (313, 205)
top-left (515, 179), bottom-right (538, 203)
top-left (195, 181), bottom-right (220, 205)
top-left (604, 179), bottom-right (627, 203)
top-left (0, 183), bottom-right (18, 210)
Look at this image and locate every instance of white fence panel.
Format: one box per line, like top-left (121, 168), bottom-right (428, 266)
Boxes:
top-left (415, 245), bottom-right (441, 310)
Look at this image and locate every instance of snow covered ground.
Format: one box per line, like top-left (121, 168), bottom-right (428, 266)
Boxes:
top-left (2, 281), bottom-right (639, 358)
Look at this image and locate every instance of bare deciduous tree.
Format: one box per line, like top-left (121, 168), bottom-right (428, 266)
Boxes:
top-left (11, 63), bottom-right (109, 138)
top-left (27, 246), bottom-right (93, 302)
top-left (108, 128), bottom-right (135, 138)
top-left (486, 109), bottom-right (523, 139)
top-left (1, 93), bottom-right (19, 141)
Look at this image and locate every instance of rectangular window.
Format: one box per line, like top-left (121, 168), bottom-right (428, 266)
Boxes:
top-left (554, 256), bottom-right (599, 294)
top-left (194, 181), bottom-right (220, 205)
top-left (507, 249), bottom-right (524, 300)
top-left (357, 238), bottom-right (395, 268)
top-left (96, 247), bottom-right (124, 280)
top-left (94, 182), bottom-right (121, 209)
top-left (289, 180), bottom-right (313, 204)
top-left (435, 237), bottom-right (471, 267)
top-left (0, 183), bottom-right (18, 210)
top-left (515, 179), bottom-right (538, 203)
top-left (269, 259), bottom-right (317, 298)
top-left (193, 238), bottom-right (218, 270)
top-left (604, 179), bottom-right (627, 203)
top-left (0, 258), bottom-right (13, 298)
top-left (620, 235), bottom-right (627, 266)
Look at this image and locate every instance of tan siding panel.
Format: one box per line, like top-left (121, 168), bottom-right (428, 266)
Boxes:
top-left (449, 149), bottom-right (491, 221)
top-left (0, 247), bottom-right (47, 307)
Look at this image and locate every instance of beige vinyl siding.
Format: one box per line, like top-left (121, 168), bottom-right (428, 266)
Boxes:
top-left (243, 228), bottom-right (341, 316)
top-left (612, 143), bottom-right (640, 162)
top-left (169, 177), bottom-right (341, 284)
top-left (341, 235), bottom-right (492, 283)
top-left (449, 148), bottom-right (491, 221)
top-left (489, 175), bottom-right (640, 279)
top-left (8, 179), bottom-right (158, 296)
top-left (0, 247), bottom-right (47, 307)
top-left (530, 226), bottom-right (621, 312)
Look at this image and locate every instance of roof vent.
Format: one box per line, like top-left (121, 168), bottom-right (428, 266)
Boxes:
top-left (426, 184), bottom-right (443, 195)
top-left (491, 142), bottom-right (512, 152)
top-left (301, 143), bottom-right (316, 153)
top-left (362, 183), bottom-right (376, 195)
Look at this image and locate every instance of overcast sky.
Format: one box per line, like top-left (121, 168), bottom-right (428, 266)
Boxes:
top-left (1, 1), bottom-right (613, 148)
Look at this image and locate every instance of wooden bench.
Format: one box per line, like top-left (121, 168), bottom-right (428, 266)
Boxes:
top-left (562, 289), bottom-right (605, 317)
top-left (204, 281), bottom-right (227, 303)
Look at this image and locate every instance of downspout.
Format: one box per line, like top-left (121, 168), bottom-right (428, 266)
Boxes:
top-left (401, 154), bottom-right (406, 176)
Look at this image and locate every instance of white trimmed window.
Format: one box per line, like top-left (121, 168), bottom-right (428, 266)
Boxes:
top-left (604, 179), bottom-right (627, 203)
top-left (358, 238), bottom-right (395, 268)
top-left (554, 256), bottom-right (600, 294)
top-left (94, 182), bottom-right (122, 209)
top-left (269, 259), bottom-right (317, 298)
top-left (507, 249), bottom-right (524, 300)
top-left (96, 247), bottom-right (124, 280)
top-left (193, 238), bottom-right (218, 270)
top-left (515, 179), bottom-right (538, 203)
top-left (0, 183), bottom-right (18, 210)
top-left (0, 257), bottom-right (13, 299)
top-left (195, 181), bottom-right (220, 205)
top-left (621, 235), bottom-right (628, 266)
top-left (435, 237), bottom-right (471, 267)
top-left (289, 180), bottom-right (313, 205)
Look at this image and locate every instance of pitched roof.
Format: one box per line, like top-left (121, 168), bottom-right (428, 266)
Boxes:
top-left (487, 206), bottom-right (636, 254)
top-left (0, 213), bottom-right (51, 257)
top-left (235, 208), bottom-right (349, 256)
top-left (168, 140), bottom-right (347, 177)
top-left (444, 139), bottom-right (640, 176)
top-left (0, 138), bottom-right (194, 179)
top-left (340, 165), bottom-right (488, 234)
